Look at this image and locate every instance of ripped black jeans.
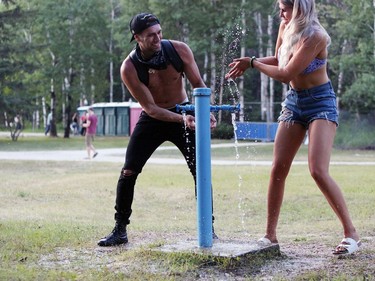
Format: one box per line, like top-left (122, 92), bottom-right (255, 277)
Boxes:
top-left (114, 108), bottom-right (199, 225)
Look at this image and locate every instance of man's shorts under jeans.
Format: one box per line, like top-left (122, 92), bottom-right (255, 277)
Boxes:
top-left (278, 81), bottom-right (339, 129)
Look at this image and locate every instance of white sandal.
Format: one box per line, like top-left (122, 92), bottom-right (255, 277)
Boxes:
top-left (257, 237), bottom-right (273, 246)
top-left (333, 237), bottom-right (361, 256)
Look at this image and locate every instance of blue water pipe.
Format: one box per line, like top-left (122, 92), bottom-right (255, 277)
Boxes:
top-left (176, 88), bottom-right (240, 248)
top-left (176, 103), bottom-right (240, 114)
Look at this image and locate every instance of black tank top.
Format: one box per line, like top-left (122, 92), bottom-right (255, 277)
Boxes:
top-left (129, 39), bottom-right (184, 86)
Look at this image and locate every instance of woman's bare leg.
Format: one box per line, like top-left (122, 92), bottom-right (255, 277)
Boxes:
top-left (264, 122), bottom-right (306, 243)
top-left (308, 120), bottom-right (359, 241)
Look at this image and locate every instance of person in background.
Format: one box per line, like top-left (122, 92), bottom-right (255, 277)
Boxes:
top-left (82, 108), bottom-right (98, 159)
top-left (14, 114), bottom-right (23, 132)
top-left (225, 0), bottom-right (360, 256)
top-left (97, 12), bottom-right (217, 247)
top-left (80, 111), bottom-right (87, 136)
top-left (70, 112), bottom-right (79, 135)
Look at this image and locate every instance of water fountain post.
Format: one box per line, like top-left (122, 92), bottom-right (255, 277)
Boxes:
top-left (176, 88), bottom-right (240, 248)
top-left (193, 88), bottom-right (213, 248)
top-left (158, 90), bottom-right (281, 257)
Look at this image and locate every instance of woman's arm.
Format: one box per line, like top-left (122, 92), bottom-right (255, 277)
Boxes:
top-left (226, 21), bottom-right (328, 85)
top-left (252, 32), bottom-right (328, 84)
top-left (225, 22), bottom-right (285, 79)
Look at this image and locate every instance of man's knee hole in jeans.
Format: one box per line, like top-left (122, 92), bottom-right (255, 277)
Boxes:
top-left (122, 169), bottom-right (135, 177)
top-left (119, 166), bottom-right (138, 179)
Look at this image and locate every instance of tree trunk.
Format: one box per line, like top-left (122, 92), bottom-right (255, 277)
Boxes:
top-left (49, 51), bottom-right (57, 137)
top-left (63, 77), bottom-right (72, 138)
top-left (50, 85), bottom-right (57, 137)
top-left (121, 82), bottom-right (126, 101)
top-left (108, 0), bottom-right (115, 103)
top-left (337, 39), bottom-right (347, 112)
top-left (218, 41), bottom-right (226, 124)
top-left (238, 1), bottom-right (246, 122)
top-left (267, 14), bottom-right (274, 122)
top-left (254, 12), bottom-right (269, 121)
top-left (210, 37), bottom-right (222, 120)
top-left (62, 58), bottom-right (76, 139)
top-left (42, 96), bottom-right (46, 129)
top-left (80, 63), bottom-right (86, 107)
top-left (33, 95), bottom-right (40, 131)
top-left (203, 51), bottom-right (208, 84)
top-left (90, 63), bottom-right (95, 105)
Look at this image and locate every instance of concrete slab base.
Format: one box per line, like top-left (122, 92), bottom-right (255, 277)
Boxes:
top-left (157, 239), bottom-right (280, 258)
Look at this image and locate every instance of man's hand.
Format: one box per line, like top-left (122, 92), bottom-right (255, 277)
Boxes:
top-left (185, 115), bottom-right (196, 130)
top-left (210, 113), bottom-right (217, 129)
top-left (184, 114), bottom-right (217, 130)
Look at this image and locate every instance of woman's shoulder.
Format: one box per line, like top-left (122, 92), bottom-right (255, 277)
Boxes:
top-left (303, 30), bottom-right (329, 48)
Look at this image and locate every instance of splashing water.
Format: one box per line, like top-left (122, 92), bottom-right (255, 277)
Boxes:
top-left (231, 112), bottom-right (240, 160)
top-left (232, 107), bottom-right (248, 234)
top-left (182, 112), bottom-right (187, 130)
top-left (227, 77), bottom-right (241, 105)
top-left (182, 112), bottom-right (193, 165)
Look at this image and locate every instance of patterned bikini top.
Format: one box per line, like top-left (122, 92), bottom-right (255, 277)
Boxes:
top-left (302, 57), bottom-right (326, 75)
top-left (277, 48), bottom-right (326, 75)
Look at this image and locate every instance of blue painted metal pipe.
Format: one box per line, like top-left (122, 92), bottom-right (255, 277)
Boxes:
top-left (176, 103), bottom-right (240, 113)
top-left (209, 103), bottom-right (240, 112)
top-left (194, 88), bottom-right (212, 248)
top-left (176, 89), bottom-right (240, 248)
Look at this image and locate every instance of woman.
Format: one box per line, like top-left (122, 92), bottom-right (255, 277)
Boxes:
top-left (70, 112), bottom-right (79, 135)
top-left (80, 111), bottom-right (87, 136)
top-left (225, 0), bottom-right (360, 256)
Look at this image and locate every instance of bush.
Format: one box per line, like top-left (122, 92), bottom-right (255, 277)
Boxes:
top-left (335, 111), bottom-right (375, 149)
top-left (211, 123), bottom-right (234, 139)
top-left (341, 73), bottom-right (375, 114)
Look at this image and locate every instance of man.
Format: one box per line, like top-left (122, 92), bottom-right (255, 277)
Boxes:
top-left (98, 13), bottom-right (217, 246)
top-left (83, 108), bottom-right (98, 159)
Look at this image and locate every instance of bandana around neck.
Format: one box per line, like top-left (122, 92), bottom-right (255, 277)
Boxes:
top-left (135, 44), bottom-right (168, 70)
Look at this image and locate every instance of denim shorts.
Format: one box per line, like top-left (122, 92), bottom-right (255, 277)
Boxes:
top-left (278, 81), bottom-right (339, 129)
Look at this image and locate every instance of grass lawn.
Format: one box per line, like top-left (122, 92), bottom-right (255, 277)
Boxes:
top-left (0, 134), bottom-right (374, 280)
top-left (0, 161), bottom-right (375, 280)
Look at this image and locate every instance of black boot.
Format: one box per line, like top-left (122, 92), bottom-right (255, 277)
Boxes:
top-left (97, 223), bottom-right (128, 246)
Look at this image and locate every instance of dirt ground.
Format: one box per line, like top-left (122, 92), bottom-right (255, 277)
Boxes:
top-left (38, 232), bottom-right (375, 280)
top-left (244, 238), bottom-right (375, 280)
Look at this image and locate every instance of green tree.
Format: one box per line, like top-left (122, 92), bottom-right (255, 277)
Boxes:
top-left (23, 0), bottom-right (112, 137)
top-left (322, 0), bottom-right (375, 111)
top-left (0, 3), bottom-right (34, 117)
top-left (1, 0), bottom-right (374, 147)
top-left (341, 73), bottom-right (375, 114)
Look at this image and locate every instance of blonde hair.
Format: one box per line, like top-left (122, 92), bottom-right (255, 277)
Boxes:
top-left (278, 0), bottom-right (331, 68)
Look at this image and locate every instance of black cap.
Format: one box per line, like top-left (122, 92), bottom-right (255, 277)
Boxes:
top-left (129, 13), bottom-right (160, 42)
